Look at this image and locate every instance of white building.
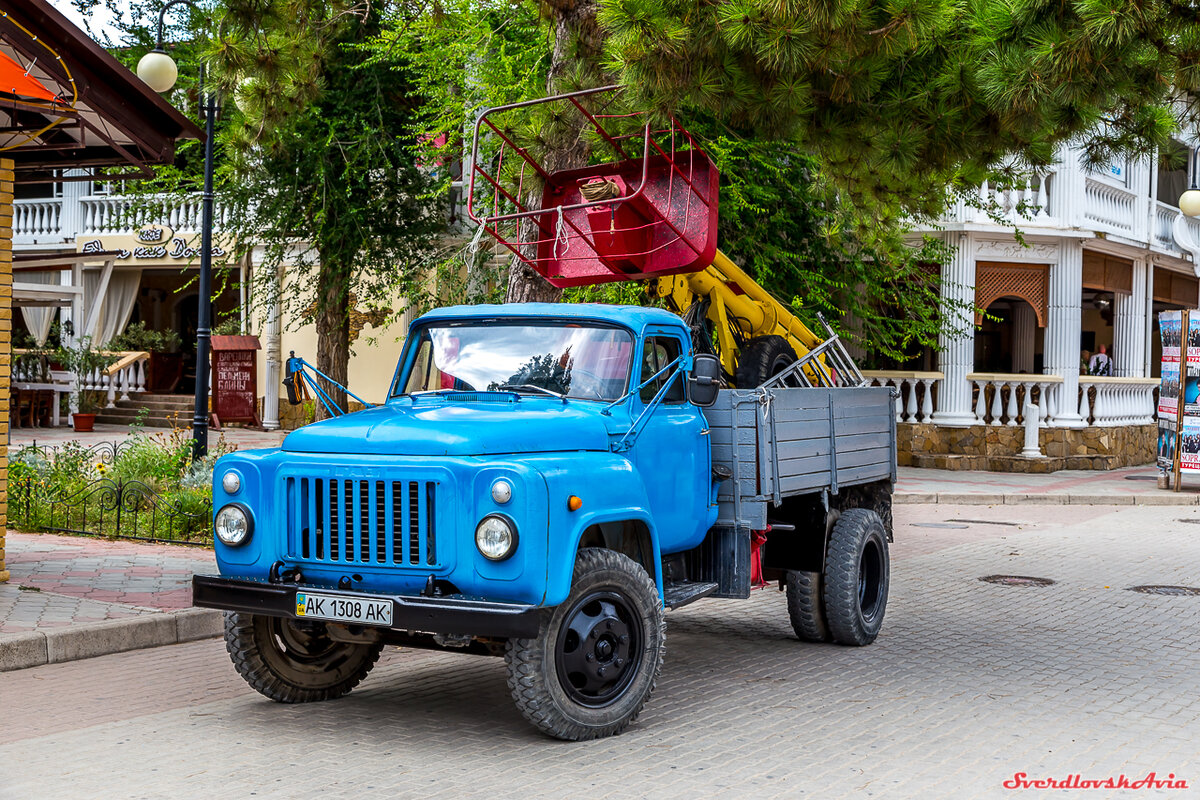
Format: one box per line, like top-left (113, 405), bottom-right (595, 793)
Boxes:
top-left (867, 140), bottom-right (1200, 469)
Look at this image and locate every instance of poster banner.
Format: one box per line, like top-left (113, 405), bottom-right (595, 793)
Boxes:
top-left (1182, 419), bottom-right (1200, 472)
top-left (1159, 362), bottom-right (1180, 419)
top-left (1161, 310), bottom-right (1182, 366)
top-left (1159, 420), bottom-right (1178, 470)
top-left (1190, 314), bottom-right (1200, 370)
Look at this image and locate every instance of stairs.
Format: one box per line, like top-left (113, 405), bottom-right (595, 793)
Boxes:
top-left (94, 393), bottom-right (194, 429)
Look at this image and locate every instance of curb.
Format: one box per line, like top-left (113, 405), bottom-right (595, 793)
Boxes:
top-left (895, 492), bottom-right (1200, 506)
top-left (0, 608), bottom-right (223, 672)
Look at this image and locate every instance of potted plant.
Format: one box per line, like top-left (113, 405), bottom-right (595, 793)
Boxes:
top-left (109, 322), bottom-right (184, 393)
top-left (56, 336), bottom-right (116, 432)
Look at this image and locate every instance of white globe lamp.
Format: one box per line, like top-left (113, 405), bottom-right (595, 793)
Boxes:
top-left (137, 50), bottom-right (179, 93)
top-left (1181, 188), bottom-right (1200, 219)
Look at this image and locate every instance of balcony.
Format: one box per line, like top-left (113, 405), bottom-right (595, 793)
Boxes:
top-left (13, 193), bottom-right (229, 246)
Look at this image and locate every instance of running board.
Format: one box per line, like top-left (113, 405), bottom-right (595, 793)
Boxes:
top-left (663, 580), bottom-right (719, 609)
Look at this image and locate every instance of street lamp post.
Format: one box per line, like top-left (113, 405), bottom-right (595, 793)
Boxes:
top-left (136, 1), bottom-right (216, 459)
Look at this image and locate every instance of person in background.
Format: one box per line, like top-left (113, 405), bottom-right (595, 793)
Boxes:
top-left (1088, 344), bottom-right (1113, 376)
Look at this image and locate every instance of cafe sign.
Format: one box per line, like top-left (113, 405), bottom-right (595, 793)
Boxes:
top-left (77, 229), bottom-right (232, 266)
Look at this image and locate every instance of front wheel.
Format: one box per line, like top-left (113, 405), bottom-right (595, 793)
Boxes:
top-left (823, 508), bottom-right (890, 646)
top-left (224, 612), bottom-right (383, 703)
top-left (506, 548), bottom-right (666, 741)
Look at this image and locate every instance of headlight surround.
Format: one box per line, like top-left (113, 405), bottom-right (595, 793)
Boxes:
top-left (215, 503), bottom-right (253, 546)
top-left (221, 470), bottom-right (241, 494)
top-left (475, 514), bottom-right (518, 561)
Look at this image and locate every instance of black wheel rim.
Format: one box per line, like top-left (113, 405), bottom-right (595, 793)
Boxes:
top-left (858, 538), bottom-right (884, 623)
top-left (267, 617), bottom-right (344, 668)
top-left (555, 589), bottom-right (643, 708)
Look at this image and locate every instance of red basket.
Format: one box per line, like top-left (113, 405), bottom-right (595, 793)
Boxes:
top-left (468, 87), bottom-right (719, 288)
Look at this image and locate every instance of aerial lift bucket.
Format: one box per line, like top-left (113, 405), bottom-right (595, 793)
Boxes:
top-left (467, 86), bottom-right (719, 287)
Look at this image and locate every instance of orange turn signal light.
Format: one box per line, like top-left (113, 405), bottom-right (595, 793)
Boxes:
top-left (567, 495), bottom-right (583, 512)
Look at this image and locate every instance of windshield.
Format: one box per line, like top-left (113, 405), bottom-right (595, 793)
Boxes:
top-left (395, 321), bottom-right (635, 401)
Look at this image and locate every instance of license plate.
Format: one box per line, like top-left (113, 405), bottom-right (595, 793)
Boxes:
top-left (295, 591), bottom-right (393, 627)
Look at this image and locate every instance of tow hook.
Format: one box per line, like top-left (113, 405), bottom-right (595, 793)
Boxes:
top-left (268, 560), bottom-right (303, 584)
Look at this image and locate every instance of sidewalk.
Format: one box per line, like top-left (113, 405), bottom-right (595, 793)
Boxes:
top-left (9, 422), bottom-right (287, 450)
top-left (0, 532), bottom-right (220, 672)
top-left (895, 463), bottom-right (1200, 504)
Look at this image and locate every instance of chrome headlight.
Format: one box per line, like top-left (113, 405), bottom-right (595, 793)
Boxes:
top-left (215, 503), bottom-right (253, 546)
top-left (475, 514), bottom-right (517, 561)
top-left (491, 480), bottom-right (512, 504)
top-left (221, 471), bottom-right (241, 494)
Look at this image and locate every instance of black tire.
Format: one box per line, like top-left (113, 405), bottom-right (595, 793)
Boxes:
top-left (823, 508), bottom-right (889, 646)
top-left (506, 548), bottom-right (665, 741)
top-left (735, 335), bottom-right (798, 388)
top-left (785, 570), bottom-right (832, 642)
top-left (224, 612), bottom-right (383, 703)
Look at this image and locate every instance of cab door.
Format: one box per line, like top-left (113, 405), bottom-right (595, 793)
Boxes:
top-left (629, 329), bottom-right (711, 554)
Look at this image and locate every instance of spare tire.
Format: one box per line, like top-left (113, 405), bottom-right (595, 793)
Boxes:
top-left (735, 335), bottom-right (798, 388)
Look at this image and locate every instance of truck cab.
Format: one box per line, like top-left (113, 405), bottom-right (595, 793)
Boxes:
top-left (195, 302), bottom-right (895, 741)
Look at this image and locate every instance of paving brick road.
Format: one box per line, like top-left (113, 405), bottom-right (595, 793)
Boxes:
top-left (2, 503), bottom-right (1199, 799)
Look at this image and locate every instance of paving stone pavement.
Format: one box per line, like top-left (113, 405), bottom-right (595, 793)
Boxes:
top-left (0, 533), bottom-right (214, 628)
top-left (1, 503), bottom-right (1197, 799)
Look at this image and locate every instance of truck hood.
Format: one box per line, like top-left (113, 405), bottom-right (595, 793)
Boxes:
top-left (281, 398), bottom-right (613, 456)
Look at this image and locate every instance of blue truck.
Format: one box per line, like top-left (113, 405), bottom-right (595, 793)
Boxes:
top-left (194, 302), bottom-right (896, 740)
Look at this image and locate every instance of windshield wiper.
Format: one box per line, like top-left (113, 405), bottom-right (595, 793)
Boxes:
top-left (497, 384), bottom-right (568, 403)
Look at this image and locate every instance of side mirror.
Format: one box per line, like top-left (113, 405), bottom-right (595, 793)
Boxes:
top-left (688, 354), bottom-right (722, 408)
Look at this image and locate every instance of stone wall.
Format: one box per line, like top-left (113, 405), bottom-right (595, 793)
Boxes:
top-left (899, 420), bottom-right (1156, 473)
top-left (0, 159), bottom-right (12, 582)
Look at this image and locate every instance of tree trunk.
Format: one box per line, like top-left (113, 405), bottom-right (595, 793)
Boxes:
top-left (504, 0), bottom-right (604, 304)
top-left (314, 257), bottom-right (350, 419)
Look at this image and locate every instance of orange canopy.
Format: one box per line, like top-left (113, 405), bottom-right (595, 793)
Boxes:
top-left (0, 48), bottom-right (58, 102)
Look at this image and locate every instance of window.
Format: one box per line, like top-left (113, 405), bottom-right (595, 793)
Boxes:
top-left (639, 336), bottom-right (685, 403)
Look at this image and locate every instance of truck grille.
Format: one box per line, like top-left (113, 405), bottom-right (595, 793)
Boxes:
top-left (285, 476), bottom-right (439, 567)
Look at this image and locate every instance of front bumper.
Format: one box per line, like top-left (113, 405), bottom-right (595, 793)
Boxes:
top-left (193, 575), bottom-right (542, 638)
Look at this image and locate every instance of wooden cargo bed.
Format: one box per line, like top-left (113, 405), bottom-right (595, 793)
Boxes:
top-left (703, 386), bottom-right (896, 530)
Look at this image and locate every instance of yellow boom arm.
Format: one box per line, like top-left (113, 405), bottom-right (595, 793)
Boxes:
top-left (651, 250), bottom-right (825, 378)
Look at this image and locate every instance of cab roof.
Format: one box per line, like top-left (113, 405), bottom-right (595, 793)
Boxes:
top-left (413, 303), bottom-right (685, 334)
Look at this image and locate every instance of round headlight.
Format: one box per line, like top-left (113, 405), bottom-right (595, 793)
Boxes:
top-left (222, 471), bottom-right (241, 494)
top-left (475, 514), bottom-right (517, 561)
top-left (215, 503), bottom-right (253, 546)
top-left (491, 480), bottom-right (512, 504)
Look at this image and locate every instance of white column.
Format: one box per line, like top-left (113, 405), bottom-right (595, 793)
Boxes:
top-left (1011, 302), bottom-right (1036, 373)
top-left (1144, 264), bottom-right (1155, 377)
top-left (59, 169), bottom-right (87, 240)
top-left (932, 232), bottom-right (977, 426)
top-left (1113, 258), bottom-right (1148, 377)
top-left (1045, 239), bottom-right (1086, 427)
top-left (262, 265), bottom-right (282, 431)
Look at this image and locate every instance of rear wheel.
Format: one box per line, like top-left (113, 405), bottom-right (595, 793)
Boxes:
top-left (823, 508), bottom-right (890, 646)
top-left (224, 612), bottom-right (383, 703)
top-left (735, 335), bottom-right (797, 388)
top-left (506, 548), bottom-right (665, 741)
top-left (785, 570), bottom-right (832, 642)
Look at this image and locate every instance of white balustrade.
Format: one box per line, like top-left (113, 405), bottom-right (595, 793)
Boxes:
top-left (13, 199), bottom-right (64, 238)
top-left (965, 373), bottom-right (1064, 426)
top-left (1154, 201), bottom-right (1178, 250)
top-left (100, 352), bottom-right (149, 407)
top-left (79, 194), bottom-right (227, 235)
top-left (861, 371), bottom-right (942, 423)
top-left (1081, 177), bottom-right (1137, 235)
top-left (1076, 377), bottom-right (1159, 427)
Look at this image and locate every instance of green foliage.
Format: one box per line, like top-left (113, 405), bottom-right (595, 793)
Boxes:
top-left (8, 428), bottom-right (233, 543)
top-left (54, 337), bottom-right (117, 414)
top-left (598, 0), bottom-right (1200, 213)
top-left (108, 322), bottom-right (183, 354)
top-left (697, 130), bottom-right (957, 363)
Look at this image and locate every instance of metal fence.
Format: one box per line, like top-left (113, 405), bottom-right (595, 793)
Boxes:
top-left (9, 440), bottom-right (213, 544)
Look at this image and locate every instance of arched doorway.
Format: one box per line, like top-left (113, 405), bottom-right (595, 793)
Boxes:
top-left (975, 297), bottom-right (1044, 374)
